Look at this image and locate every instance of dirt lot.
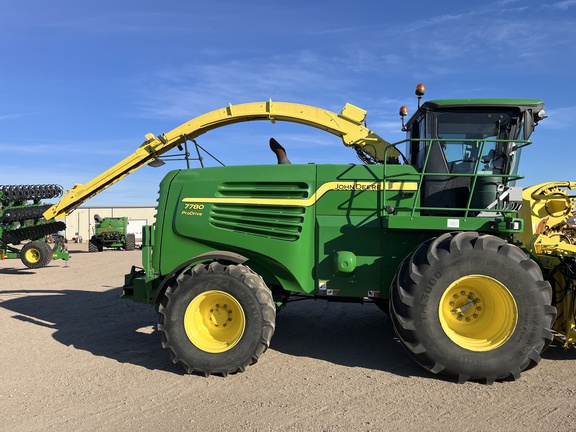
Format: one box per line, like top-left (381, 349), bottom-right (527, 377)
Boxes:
top-left (1, 244), bottom-right (576, 431)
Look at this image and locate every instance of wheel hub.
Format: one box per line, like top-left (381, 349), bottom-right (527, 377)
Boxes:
top-left (184, 290), bottom-right (246, 353)
top-left (25, 248), bottom-right (41, 263)
top-left (449, 290), bottom-right (482, 322)
top-left (209, 303), bottom-right (234, 328)
top-left (439, 275), bottom-right (518, 352)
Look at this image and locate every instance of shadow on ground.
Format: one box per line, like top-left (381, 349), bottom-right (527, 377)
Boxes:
top-left (0, 286), bottom-right (181, 374)
top-left (0, 286), bottom-right (429, 379)
top-left (542, 343), bottom-right (576, 360)
top-left (271, 297), bottom-right (427, 379)
top-left (0, 267), bottom-right (37, 275)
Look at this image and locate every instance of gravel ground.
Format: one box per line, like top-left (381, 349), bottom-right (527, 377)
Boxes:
top-left (1, 243), bottom-right (576, 432)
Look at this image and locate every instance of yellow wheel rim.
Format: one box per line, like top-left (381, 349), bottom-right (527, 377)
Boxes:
top-left (439, 275), bottom-right (517, 352)
top-left (25, 248), bottom-right (41, 263)
top-left (184, 290), bottom-right (245, 353)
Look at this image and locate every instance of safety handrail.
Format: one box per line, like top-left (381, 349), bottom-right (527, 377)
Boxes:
top-left (381, 138), bottom-right (532, 217)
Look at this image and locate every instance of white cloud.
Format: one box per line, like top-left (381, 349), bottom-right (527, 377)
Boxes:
top-left (0, 112), bottom-right (39, 121)
top-left (549, 0), bottom-right (576, 9)
top-left (131, 55), bottom-right (356, 121)
top-left (0, 139), bottom-right (134, 156)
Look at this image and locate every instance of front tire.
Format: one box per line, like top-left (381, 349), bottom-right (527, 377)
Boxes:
top-left (390, 232), bottom-right (556, 383)
top-left (158, 261), bottom-right (276, 376)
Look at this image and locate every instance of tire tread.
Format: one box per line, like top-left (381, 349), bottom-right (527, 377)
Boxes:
top-left (158, 262), bottom-right (275, 377)
top-left (389, 231), bottom-right (556, 383)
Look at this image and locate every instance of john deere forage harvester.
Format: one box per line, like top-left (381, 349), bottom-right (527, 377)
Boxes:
top-left (42, 85), bottom-right (576, 383)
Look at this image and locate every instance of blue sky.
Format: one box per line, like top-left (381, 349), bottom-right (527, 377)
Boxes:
top-left (1, 0), bottom-right (576, 206)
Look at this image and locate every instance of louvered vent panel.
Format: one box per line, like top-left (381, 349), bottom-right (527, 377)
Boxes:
top-left (210, 182), bottom-right (310, 240)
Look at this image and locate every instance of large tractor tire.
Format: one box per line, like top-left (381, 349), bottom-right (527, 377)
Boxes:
top-left (124, 233), bottom-right (136, 251)
top-left (390, 232), bottom-right (556, 384)
top-left (158, 261), bottom-right (276, 376)
top-left (20, 240), bottom-right (53, 269)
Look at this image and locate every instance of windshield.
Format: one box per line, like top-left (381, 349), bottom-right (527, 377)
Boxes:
top-left (433, 110), bottom-right (521, 175)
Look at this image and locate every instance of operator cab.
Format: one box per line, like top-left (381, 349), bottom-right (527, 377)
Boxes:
top-left (400, 85), bottom-right (546, 215)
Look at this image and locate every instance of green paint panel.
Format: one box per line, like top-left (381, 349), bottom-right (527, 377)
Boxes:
top-left (154, 165), bottom-right (318, 293)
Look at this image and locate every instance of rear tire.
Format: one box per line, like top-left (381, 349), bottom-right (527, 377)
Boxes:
top-left (21, 241), bottom-right (52, 268)
top-left (390, 232), bottom-right (556, 383)
top-left (158, 261), bottom-right (276, 376)
top-left (125, 234), bottom-right (136, 251)
top-left (88, 238), bottom-right (102, 252)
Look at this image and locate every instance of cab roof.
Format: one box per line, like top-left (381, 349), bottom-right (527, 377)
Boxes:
top-left (423, 99), bottom-right (545, 110)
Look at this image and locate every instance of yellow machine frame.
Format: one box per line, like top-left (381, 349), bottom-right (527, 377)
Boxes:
top-left (518, 181), bottom-right (576, 346)
top-left (43, 101), bottom-right (395, 220)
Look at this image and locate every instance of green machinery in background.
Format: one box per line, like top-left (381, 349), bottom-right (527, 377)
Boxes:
top-left (0, 184), bottom-right (69, 268)
top-left (89, 215), bottom-right (136, 252)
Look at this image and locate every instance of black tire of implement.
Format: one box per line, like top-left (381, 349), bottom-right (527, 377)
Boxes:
top-left (0, 204), bottom-right (51, 223)
top-left (0, 184), bottom-right (63, 201)
top-left (88, 238), bottom-right (101, 253)
top-left (38, 241), bottom-right (53, 266)
top-left (1, 221), bottom-right (66, 244)
top-left (158, 261), bottom-right (276, 376)
top-left (389, 231), bottom-right (556, 384)
top-left (124, 234), bottom-right (136, 251)
top-left (20, 240), bottom-right (52, 269)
